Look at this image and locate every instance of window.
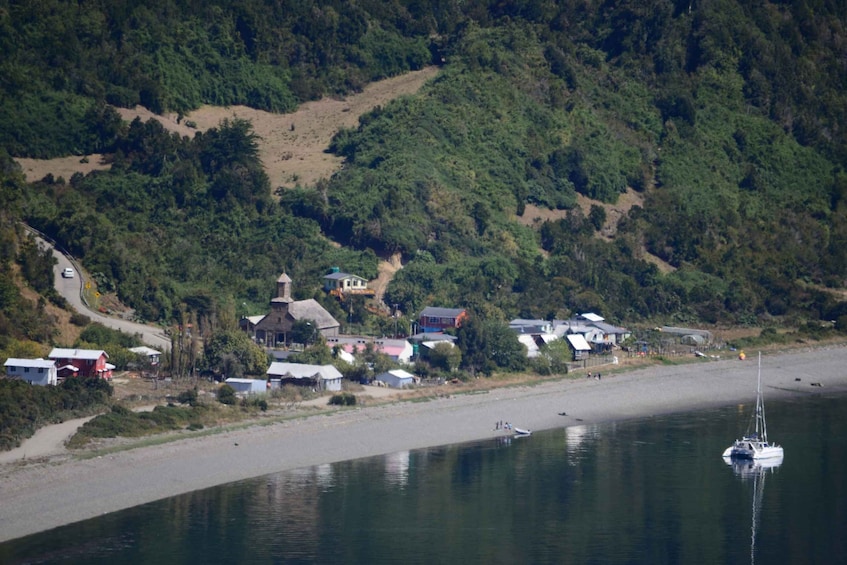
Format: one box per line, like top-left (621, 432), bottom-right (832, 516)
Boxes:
top-left (24, 367), bottom-right (30, 373)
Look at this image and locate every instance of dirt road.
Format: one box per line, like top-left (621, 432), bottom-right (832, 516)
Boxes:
top-left (0, 416), bottom-right (96, 464)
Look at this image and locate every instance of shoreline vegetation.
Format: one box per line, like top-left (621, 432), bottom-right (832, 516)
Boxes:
top-left (2, 345), bottom-right (847, 544)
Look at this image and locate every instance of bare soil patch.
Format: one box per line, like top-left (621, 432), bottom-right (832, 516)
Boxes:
top-left (517, 188), bottom-right (675, 273)
top-left (123, 67), bottom-right (440, 190)
top-left (15, 67), bottom-right (439, 190)
top-left (372, 252), bottom-right (403, 304)
top-left (16, 154), bottom-right (110, 183)
top-left (517, 188), bottom-right (646, 233)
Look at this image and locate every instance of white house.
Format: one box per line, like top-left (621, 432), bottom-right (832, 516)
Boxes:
top-left (323, 270), bottom-right (373, 296)
top-left (266, 362), bottom-right (343, 392)
top-left (129, 346), bottom-right (162, 366)
top-left (375, 369), bottom-right (418, 388)
top-left (224, 378), bottom-right (267, 395)
top-left (4, 358), bottom-right (58, 386)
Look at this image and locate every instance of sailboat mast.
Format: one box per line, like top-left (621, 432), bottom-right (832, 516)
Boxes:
top-left (757, 351), bottom-right (768, 443)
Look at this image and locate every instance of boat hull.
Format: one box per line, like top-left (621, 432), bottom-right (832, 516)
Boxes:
top-left (723, 441), bottom-right (784, 460)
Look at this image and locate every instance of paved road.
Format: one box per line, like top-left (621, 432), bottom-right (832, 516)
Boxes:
top-left (34, 229), bottom-right (171, 350)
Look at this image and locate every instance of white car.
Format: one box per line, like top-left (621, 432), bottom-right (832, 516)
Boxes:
top-left (62, 267), bottom-right (75, 279)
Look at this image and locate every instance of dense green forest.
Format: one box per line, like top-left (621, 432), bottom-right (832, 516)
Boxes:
top-left (2, 0), bottom-right (847, 349)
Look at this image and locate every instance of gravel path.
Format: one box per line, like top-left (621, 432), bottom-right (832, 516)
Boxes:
top-left (1, 346), bottom-right (846, 543)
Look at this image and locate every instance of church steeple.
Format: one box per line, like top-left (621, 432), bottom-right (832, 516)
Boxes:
top-left (274, 272), bottom-right (293, 303)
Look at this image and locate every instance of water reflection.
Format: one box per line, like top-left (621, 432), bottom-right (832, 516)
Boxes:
top-left (384, 451), bottom-right (410, 487)
top-left (723, 455), bottom-right (783, 565)
top-left (722, 454), bottom-right (784, 480)
top-left (565, 424), bottom-right (601, 459)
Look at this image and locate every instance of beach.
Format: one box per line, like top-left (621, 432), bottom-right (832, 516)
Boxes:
top-left (2, 346), bottom-right (846, 544)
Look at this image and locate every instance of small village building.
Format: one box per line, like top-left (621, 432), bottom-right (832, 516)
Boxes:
top-left (565, 334), bottom-right (592, 361)
top-left (509, 319), bottom-right (554, 334)
top-left (224, 378), bottom-right (267, 395)
top-left (375, 369), bottom-right (418, 388)
top-left (48, 348), bottom-right (113, 379)
top-left (418, 307), bottom-right (468, 333)
top-left (326, 336), bottom-right (414, 364)
top-left (659, 326), bottom-right (713, 346)
top-left (266, 362), bottom-right (343, 392)
top-left (408, 332), bottom-right (457, 360)
top-left (554, 313), bottom-right (630, 352)
top-left (242, 273), bottom-right (340, 348)
top-left (129, 346), bottom-right (161, 366)
top-left (323, 269), bottom-right (374, 298)
top-left (517, 333), bottom-right (559, 358)
top-left (408, 332), bottom-right (457, 344)
top-left (4, 358), bottom-right (58, 386)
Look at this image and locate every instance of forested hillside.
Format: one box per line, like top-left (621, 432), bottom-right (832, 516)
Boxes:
top-left (1, 0), bottom-right (846, 343)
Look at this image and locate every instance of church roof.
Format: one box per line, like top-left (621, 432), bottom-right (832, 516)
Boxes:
top-left (288, 299), bottom-right (339, 329)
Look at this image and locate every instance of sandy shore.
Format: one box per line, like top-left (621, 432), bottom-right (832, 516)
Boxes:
top-left (2, 346), bottom-right (847, 543)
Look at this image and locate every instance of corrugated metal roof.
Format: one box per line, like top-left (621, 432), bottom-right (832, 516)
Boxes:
top-left (49, 348), bottom-right (107, 360)
top-left (129, 346), bottom-right (161, 356)
top-left (566, 334), bottom-right (592, 350)
top-left (386, 369), bottom-right (415, 379)
top-left (4, 358), bottom-right (56, 369)
top-left (420, 306), bottom-right (465, 318)
top-left (578, 313), bottom-right (604, 322)
top-left (266, 362), bottom-right (342, 381)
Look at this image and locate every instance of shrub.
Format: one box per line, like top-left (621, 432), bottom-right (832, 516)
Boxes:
top-left (217, 384), bottom-right (236, 405)
top-left (240, 396), bottom-right (269, 411)
top-left (176, 388), bottom-right (198, 406)
top-left (70, 313), bottom-right (91, 326)
top-left (328, 392), bottom-right (357, 406)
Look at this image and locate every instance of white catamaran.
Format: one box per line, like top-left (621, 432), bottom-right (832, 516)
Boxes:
top-left (722, 352), bottom-right (784, 461)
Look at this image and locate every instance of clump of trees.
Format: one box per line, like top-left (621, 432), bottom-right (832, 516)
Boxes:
top-left (0, 377), bottom-right (113, 451)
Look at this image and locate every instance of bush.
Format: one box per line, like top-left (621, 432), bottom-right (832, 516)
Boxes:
top-left (176, 388), bottom-right (198, 406)
top-left (217, 384), bottom-right (236, 405)
top-left (328, 392), bottom-right (357, 406)
top-left (240, 396), bottom-right (269, 411)
top-left (70, 313), bottom-right (91, 326)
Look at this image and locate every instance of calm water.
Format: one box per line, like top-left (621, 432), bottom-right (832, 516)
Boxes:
top-left (2, 394), bottom-right (845, 565)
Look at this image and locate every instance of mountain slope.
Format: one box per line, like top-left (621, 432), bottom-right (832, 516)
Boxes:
top-left (2, 0), bottom-right (846, 332)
